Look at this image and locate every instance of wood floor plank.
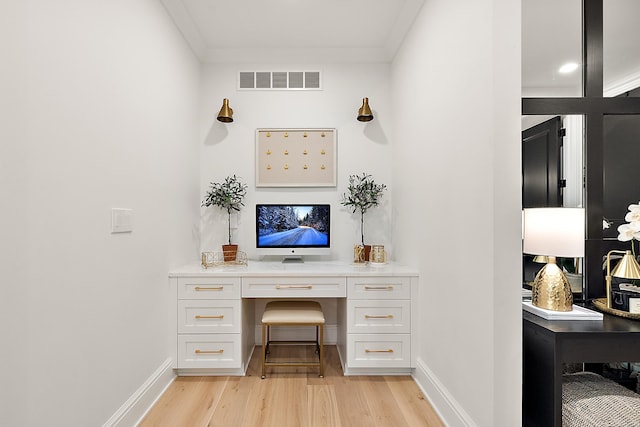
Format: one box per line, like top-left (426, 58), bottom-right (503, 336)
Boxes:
top-left (139, 376), bottom-right (227, 427)
top-left (139, 346), bottom-right (445, 427)
top-left (385, 376), bottom-right (446, 427)
top-left (331, 376), bottom-right (378, 426)
top-left (356, 376), bottom-right (410, 426)
top-left (308, 384), bottom-right (342, 427)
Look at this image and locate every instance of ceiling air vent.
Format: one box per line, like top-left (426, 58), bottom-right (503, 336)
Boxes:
top-left (238, 71), bottom-right (322, 90)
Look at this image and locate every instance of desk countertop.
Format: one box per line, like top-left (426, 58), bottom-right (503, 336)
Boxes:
top-left (169, 260), bottom-right (419, 278)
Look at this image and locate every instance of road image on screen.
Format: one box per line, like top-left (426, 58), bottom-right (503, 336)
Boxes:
top-left (256, 205), bottom-right (330, 248)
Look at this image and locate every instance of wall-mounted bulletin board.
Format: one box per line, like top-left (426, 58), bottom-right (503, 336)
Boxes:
top-left (255, 128), bottom-right (336, 187)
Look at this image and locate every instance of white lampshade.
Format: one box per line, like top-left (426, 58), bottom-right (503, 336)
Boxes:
top-left (523, 208), bottom-right (585, 257)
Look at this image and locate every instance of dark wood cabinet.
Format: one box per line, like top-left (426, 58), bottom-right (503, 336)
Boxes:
top-left (523, 309), bottom-right (640, 426)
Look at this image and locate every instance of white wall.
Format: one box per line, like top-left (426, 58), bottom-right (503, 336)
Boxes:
top-left (199, 63), bottom-right (394, 262)
top-left (1, 1), bottom-right (200, 426)
top-left (199, 63), bottom-right (394, 336)
top-left (391, 1), bottom-right (522, 426)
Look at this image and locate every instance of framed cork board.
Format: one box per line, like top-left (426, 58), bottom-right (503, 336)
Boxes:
top-left (255, 128), bottom-right (336, 187)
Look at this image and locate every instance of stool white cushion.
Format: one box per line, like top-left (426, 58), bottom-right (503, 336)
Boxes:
top-left (262, 301), bottom-right (325, 324)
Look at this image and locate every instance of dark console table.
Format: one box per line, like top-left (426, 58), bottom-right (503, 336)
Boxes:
top-left (523, 309), bottom-right (640, 427)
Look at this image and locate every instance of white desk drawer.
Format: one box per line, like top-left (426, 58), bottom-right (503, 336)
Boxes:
top-left (177, 277), bottom-right (240, 299)
top-left (178, 300), bottom-right (240, 333)
top-left (177, 334), bottom-right (241, 369)
top-left (347, 300), bottom-right (410, 334)
top-left (242, 276), bottom-right (346, 298)
top-left (347, 277), bottom-right (411, 300)
top-left (347, 334), bottom-right (410, 368)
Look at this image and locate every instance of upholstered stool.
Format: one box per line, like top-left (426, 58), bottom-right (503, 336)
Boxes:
top-left (261, 300), bottom-right (325, 379)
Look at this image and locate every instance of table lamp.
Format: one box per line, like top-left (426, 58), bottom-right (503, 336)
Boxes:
top-left (523, 208), bottom-right (585, 311)
top-left (605, 250), bottom-right (640, 309)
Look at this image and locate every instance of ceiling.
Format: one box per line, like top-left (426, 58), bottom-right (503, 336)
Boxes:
top-left (160, 0), bottom-right (640, 92)
top-left (522, 0), bottom-right (640, 96)
top-left (160, 0), bottom-right (426, 63)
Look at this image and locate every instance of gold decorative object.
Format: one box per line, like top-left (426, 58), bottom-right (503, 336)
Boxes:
top-left (201, 251), bottom-right (248, 268)
top-left (284, 132), bottom-right (288, 137)
top-left (216, 98), bottom-right (234, 123)
top-left (303, 132), bottom-right (308, 137)
top-left (284, 150), bottom-right (288, 155)
top-left (266, 149), bottom-right (271, 155)
top-left (266, 164), bottom-right (271, 170)
top-left (321, 149), bottom-right (325, 155)
top-left (303, 149), bottom-right (308, 155)
top-left (530, 257), bottom-right (573, 311)
top-left (321, 164), bottom-right (325, 170)
top-left (353, 244), bottom-right (371, 263)
top-left (593, 298), bottom-right (640, 319)
top-left (284, 164), bottom-right (289, 170)
top-left (303, 164), bottom-right (308, 169)
top-left (604, 250), bottom-right (640, 309)
top-left (357, 97), bottom-right (374, 122)
top-left (522, 208), bottom-right (585, 312)
top-left (321, 132), bottom-right (325, 137)
top-left (370, 245), bottom-right (387, 263)
top-left (266, 132), bottom-right (271, 137)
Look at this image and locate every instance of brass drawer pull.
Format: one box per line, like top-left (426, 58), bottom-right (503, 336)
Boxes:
top-left (364, 314), bottom-right (394, 319)
top-left (195, 349), bottom-right (224, 354)
top-left (195, 315), bottom-right (224, 319)
top-left (364, 285), bottom-right (394, 290)
top-left (365, 349), bottom-right (394, 353)
top-left (194, 286), bottom-right (224, 291)
top-left (275, 285), bottom-right (313, 289)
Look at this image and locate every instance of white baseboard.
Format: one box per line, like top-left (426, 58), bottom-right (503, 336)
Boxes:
top-left (102, 357), bottom-right (176, 427)
top-left (412, 357), bottom-right (476, 427)
top-left (253, 324), bottom-right (338, 345)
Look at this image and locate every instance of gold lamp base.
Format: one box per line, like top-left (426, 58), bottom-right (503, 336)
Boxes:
top-left (531, 258), bottom-right (573, 312)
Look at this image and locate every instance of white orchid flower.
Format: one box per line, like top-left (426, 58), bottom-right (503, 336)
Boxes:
top-left (625, 203), bottom-right (640, 223)
top-left (617, 222), bottom-right (640, 241)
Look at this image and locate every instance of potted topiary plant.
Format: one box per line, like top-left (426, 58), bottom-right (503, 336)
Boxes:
top-left (202, 174), bottom-right (248, 261)
top-left (341, 172), bottom-right (387, 262)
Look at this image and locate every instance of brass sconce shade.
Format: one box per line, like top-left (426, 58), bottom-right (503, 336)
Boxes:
top-left (357, 97), bottom-right (374, 122)
top-left (605, 250), bottom-right (640, 308)
top-left (217, 98), bottom-right (233, 123)
top-left (522, 208), bottom-right (585, 312)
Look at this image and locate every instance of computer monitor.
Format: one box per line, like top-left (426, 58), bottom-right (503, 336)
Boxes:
top-left (255, 204), bottom-right (330, 262)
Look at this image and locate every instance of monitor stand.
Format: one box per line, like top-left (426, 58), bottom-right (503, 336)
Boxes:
top-left (282, 255), bottom-right (303, 263)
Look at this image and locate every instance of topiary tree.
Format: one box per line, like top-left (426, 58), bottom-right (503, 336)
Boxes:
top-left (340, 172), bottom-right (387, 246)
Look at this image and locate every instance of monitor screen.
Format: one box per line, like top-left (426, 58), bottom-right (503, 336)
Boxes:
top-left (256, 204), bottom-right (330, 260)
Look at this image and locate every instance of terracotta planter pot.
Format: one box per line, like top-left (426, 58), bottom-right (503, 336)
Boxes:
top-left (222, 244), bottom-right (238, 262)
top-left (353, 244), bottom-right (372, 263)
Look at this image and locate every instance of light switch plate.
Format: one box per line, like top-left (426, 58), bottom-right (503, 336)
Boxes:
top-left (111, 208), bottom-right (133, 233)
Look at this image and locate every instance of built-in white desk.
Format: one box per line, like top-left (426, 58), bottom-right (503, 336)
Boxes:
top-left (168, 261), bottom-right (419, 376)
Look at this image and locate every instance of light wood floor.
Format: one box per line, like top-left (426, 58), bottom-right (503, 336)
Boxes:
top-left (139, 345), bottom-right (445, 427)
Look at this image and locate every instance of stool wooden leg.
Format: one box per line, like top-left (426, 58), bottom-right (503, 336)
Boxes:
top-left (319, 324), bottom-right (324, 378)
top-left (261, 323), bottom-right (267, 379)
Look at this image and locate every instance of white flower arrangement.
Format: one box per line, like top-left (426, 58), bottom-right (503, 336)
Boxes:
top-left (617, 202), bottom-right (640, 254)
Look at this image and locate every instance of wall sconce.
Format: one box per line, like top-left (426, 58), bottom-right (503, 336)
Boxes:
top-left (357, 97), bottom-right (374, 122)
top-left (523, 208), bottom-right (585, 311)
top-left (217, 98), bottom-right (233, 123)
top-left (605, 250), bottom-right (640, 309)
